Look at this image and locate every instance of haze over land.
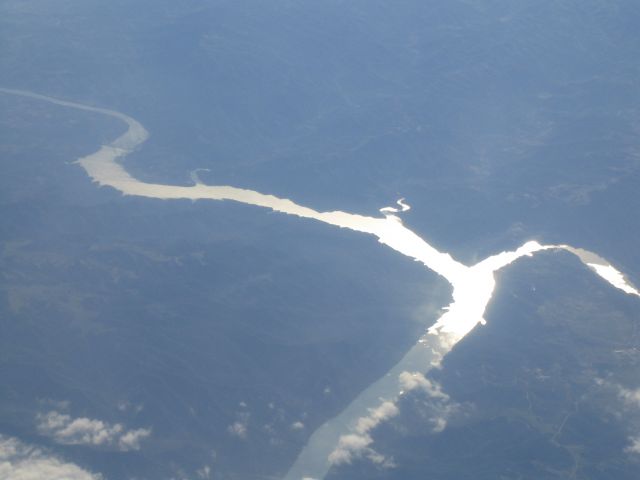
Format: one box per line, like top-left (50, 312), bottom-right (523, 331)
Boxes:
top-left (1, 2), bottom-right (640, 479)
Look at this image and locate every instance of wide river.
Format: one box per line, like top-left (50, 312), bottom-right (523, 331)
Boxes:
top-left (2, 87), bottom-right (638, 480)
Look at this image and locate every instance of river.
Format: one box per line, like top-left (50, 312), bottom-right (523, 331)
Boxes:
top-left (2, 87), bottom-right (638, 479)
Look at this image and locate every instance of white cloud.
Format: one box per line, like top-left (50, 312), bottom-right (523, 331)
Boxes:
top-left (399, 372), bottom-right (460, 433)
top-left (619, 386), bottom-right (640, 408)
top-left (617, 387), bottom-right (640, 456)
top-left (626, 436), bottom-right (640, 454)
top-left (117, 428), bottom-right (152, 451)
top-left (116, 400), bottom-right (143, 414)
top-left (36, 411), bottom-right (150, 451)
top-left (398, 371), bottom-right (449, 400)
top-left (328, 400), bottom-right (399, 467)
top-left (328, 434), bottom-right (372, 465)
top-left (228, 411), bottom-right (250, 439)
top-left (418, 397), bottom-right (459, 434)
top-left (0, 434), bottom-right (102, 480)
top-left (594, 380), bottom-right (640, 458)
top-left (227, 421), bottom-right (247, 439)
top-left (196, 464), bottom-right (212, 479)
top-left (291, 421), bottom-right (305, 431)
top-left (430, 415), bottom-right (448, 433)
top-left (327, 377), bottom-right (460, 468)
top-left (354, 401), bottom-right (398, 435)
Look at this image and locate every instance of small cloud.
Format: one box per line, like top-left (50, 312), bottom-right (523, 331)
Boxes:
top-left (328, 433), bottom-right (371, 465)
top-left (614, 385), bottom-right (640, 457)
top-left (36, 411), bottom-right (150, 451)
top-left (228, 411), bottom-right (250, 439)
top-left (0, 434), bottom-right (102, 480)
top-left (619, 387), bottom-right (640, 408)
top-left (291, 421), bottom-right (305, 431)
top-left (328, 400), bottom-right (399, 467)
top-left (328, 432), bottom-right (395, 468)
top-left (594, 380), bottom-right (640, 458)
top-left (227, 412), bottom-right (251, 440)
top-left (626, 437), bottom-right (640, 454)
top-left (354, 401), bottom-right (398, 435)
top-left (227, 421), bottom-right (247, 439)
top-left (398, 371), bottom-right (448, 400)
top-left (431, 416), bottom-right (448, 433)
top-left (118, 428), bottom-right (152, 451)
top-left (116, 400), bottom-right (143, 414)
top-left (398, 372), bottom-right (460, 433)
top-left (196, 464), bottom-right (212, 479)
